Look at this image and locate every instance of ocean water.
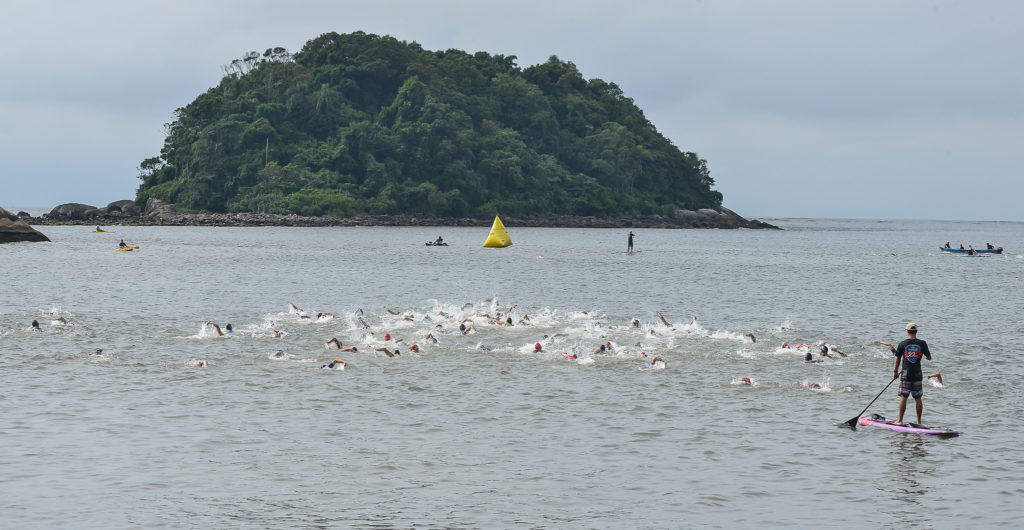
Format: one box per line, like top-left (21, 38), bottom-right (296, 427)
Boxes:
top-left (2, 219), bottom-right (1022, 528)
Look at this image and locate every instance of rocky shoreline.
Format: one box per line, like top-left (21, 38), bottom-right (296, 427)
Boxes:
top-left (18, 199), bottom-right (780, 230)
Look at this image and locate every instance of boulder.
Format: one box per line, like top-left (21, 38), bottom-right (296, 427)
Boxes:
top-left (48, 203), bottom-right (98, 220)
top-left (106, 200), bottom-right (140, 215)
top-left (0, 206), bottom-right (50, 243)
top-left (144, 198), bottom-right (173, 215)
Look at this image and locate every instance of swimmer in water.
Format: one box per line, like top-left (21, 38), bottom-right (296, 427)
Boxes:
top-left (203, 321), bottom-right (225, 336)
top-left (927, 372), bottom-right (943, 384)
top-left (322, 358), bottom-right (346, 369)
top-left (52, 316), bottom-right (68, 325)
top-left (656, 311), bottom-right (672, 327)
top-left (534, 342), bottom-right (543, 352)
top-left (31, 319), bottom-right (42, 331)
top-left (316, 312), bottom-right (334, 321)
top-left (424, 333), bottom-right (438, 344)
top-left (650, 356), bottom-right (666, 368)
top-left (271, 350), bottom-right (287, 358)
top-left (384, 306), bottom-right (401, 316)
top-left (224, 323), bottom-right (233, 333)
top-left (808, 382), bottom-right (825, 389)
top-left (288, 302), bottom-right (302, 313)
top-left (740, 377), bottom-right (752, 386)
top-left (358, 317), bottom-right (370, 329)
top-left (339, 347), bottom-right (359, 353)
top-left (593, 344), bottom-right (607, 354)
top-left (326, 337), bottom-right (342, 349)
top-left (270, 330), bottom-right (281, 338)
top-left (374, 347), bottom-right (400, 357)
top-left (189, 359), bottom-right (209, 367)
top-left (631, 319), bottom-right (641, 328)
top-left (409, 344), bottom-right (420, 353)
top-left (744, 333), bottom-right (756, 343)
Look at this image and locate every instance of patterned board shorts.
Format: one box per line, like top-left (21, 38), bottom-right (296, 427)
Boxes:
top-left (899, 379), bottom-right (923, 398)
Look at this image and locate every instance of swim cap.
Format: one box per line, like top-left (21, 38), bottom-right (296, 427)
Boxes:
top-left (534, 343), bottom-right (542, 351)
top-left (820, 345), bottom-right (828, 353)
top-left (606, 342), bottom-right (612, 348)
top-left (384, 333), bottom-right (391, 341)
top-left (782, 342), bottom-right (789, 348)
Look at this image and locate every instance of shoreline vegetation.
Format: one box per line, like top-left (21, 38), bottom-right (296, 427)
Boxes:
top-left (133, 32), bottom-right (733, 220)
top-left (18, 199), bottom-right (779, 230)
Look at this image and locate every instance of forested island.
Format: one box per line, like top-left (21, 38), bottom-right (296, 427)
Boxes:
top-left (131, 31), bottom-right (759, 225)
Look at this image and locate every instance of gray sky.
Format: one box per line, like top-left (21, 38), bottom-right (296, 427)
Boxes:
top-left (2, 0), bottom-right (1021, 221)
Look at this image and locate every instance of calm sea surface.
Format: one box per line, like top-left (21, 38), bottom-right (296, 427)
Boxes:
top-left (2, 219), bottom-right (1023, 528)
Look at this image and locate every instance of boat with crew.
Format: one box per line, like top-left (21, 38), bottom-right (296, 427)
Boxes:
top-left (939, 246), bottom-right (1002, 254)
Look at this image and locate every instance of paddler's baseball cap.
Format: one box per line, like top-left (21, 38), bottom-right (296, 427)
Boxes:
top-left (906, 322), bottom-right (918, 332)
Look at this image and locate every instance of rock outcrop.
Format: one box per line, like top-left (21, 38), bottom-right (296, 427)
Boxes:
top-left (25, 199), bottom-right (778, 229)
top-left (0, 206), bottom-right (50, 243)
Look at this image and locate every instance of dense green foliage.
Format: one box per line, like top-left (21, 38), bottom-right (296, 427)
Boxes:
top-left (136, 32), bottom-right (723, 216)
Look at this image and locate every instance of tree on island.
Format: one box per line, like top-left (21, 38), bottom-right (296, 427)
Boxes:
top-left (136, 31), bottom-right (723, 218)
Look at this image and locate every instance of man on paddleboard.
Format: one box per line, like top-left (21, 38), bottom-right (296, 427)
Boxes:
top-left (878, 322), bottom-right (932, 425)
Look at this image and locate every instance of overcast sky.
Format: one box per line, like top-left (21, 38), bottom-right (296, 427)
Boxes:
top-left (2, 0), bottom-right (1021, 221)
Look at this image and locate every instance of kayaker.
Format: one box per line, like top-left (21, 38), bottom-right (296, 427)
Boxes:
top-left (435, 236), bottom-right (444, 245)
top-left (119, 239), bottom-right (128, 248)
top-left (96, 226), bottom-right (104, 232)
top-left (878, 322), bottom-right (932, 426)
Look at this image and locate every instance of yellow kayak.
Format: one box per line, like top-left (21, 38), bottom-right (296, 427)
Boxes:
top-left (115, 246), bottom-right (139, 251)
top-left (92, 230), bottom-right (114, 233)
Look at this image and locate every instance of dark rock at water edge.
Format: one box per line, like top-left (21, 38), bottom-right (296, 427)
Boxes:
top-left (0, 206), bottom-right (50, 243)
top-left (26, 199), bottom-right (779, 230)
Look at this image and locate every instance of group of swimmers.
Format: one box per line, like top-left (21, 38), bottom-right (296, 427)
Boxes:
top-left (189, 302), bottom-right (702, 371)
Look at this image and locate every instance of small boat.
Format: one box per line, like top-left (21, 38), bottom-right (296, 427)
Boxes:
top-left (939, 246), bottom-right (1002, 254)
top-left (116, 247), bottom-right (133, 252)
top-left (858, 414), bottom-right (958, 436)
top-left (91, 230), bottom-right (114, 234)
top-left (425, 242), bottom-right (449, 246)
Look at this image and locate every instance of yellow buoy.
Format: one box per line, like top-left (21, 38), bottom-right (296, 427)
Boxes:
top-left (482, 215), bottom-right (513, 248)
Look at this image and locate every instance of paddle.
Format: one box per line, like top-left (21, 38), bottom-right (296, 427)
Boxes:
top-left (844, 377), bottom-right (897, 428)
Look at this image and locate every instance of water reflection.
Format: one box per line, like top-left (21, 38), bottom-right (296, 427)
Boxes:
top-left (874, 435), bottom-right (938, 526)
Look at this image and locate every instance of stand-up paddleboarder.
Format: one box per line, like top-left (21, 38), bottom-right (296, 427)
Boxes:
top-left (627, 231), bottom-right (635, 254)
